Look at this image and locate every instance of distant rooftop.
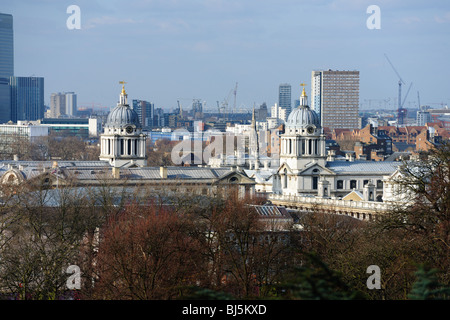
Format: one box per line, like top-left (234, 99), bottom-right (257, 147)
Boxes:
top-left (326, 160), bottom-right (400, 174)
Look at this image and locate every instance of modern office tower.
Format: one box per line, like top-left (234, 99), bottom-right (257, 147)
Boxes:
top-left (0, 77), bottom-right (11, 123)
top-left (0, 13), bottom-right (14, 78)
top-left (10, 76), bottom-right (45, 121)
top-left (255, 102), bottom-right (268, 121)
top-left (278, 83), bottom-right (292, 116)
top-left (153, 108), bottom-right (165, 127)
top-left (65, 92), bottom-right (77, 117)
top-left (311, 70), bottom-right (360, 130)
top-left (132, 99), bottom-right (154, 129)
top-left (50, 92), bottom-right (66, 118)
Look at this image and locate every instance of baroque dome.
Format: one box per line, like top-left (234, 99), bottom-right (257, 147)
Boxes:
top-left (105, 105), bottom-right (141, 128)
top-left (286, 105), bottom-right (320, 129)
top-left (104, 82), bottom-right (141, 129)
top-left (286, 85), bottom-right (320, 130)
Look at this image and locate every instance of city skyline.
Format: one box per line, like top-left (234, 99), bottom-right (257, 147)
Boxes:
top-left (2, 0), bottom-right (450, 112)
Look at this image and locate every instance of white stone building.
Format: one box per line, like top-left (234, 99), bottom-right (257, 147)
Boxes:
top-left (99, 83), bottom-right (147, 168)
top-left (271, 86), bottom-right (400, 202)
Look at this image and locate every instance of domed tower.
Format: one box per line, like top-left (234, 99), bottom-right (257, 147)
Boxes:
top-left (279, 83), bottom-right (326, 170)
top-left (274, 84), bottom-right (327, 196)
top-left (99, 82), bottom-right (147, 167)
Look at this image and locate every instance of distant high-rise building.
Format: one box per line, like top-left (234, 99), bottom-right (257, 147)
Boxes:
top-left (255, 103), bottom-right (268, 121)
top-left (10, 76), bottom-right (44, 121)
top-left (278, 83), bottom-right (291, 116)
top-left (271, 103), bottom-right (288, 123)
top-left (132, 99), bottom-right (154, 129)
top-left (65, 92), bottom-right (77, 117)
top-left (0, 13), bottom-right (14, 78)
top-left (0, 77), bottom-right (11, 124)
top-left (416, 106), bottom-right (431, 126)
top-left (153, 108), bottom-right (165, 127)
top-left (50, 92), bottom-right (66, 118)
top-left (311, 70), bottom-right (360, 130)
top-left (192, 99), bottom-right (203, 119)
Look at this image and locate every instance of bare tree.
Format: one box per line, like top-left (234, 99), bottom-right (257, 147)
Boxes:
top-left (0, 175), bottom-right (98, 299)
top-left (376, 141), bottom-right (450, 285)
top-left (90, 201), bottom-right (203, 300)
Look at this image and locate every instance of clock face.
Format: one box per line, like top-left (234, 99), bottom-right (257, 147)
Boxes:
top-left (307, 126), bottom-right (314, 134)
top-left (126, 126), bottom-right (133, 134)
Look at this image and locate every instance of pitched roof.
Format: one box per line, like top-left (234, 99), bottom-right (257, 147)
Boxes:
top-left (326, 160), bottom-right (399, 174)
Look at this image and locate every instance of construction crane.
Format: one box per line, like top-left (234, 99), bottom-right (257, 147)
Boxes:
top-left (177, 100), bottom-right (182, 117)
top-left (417, 91), bottom-right (421, 108)
top-left (233, 82), bottom-right (238, 114)
top-left (384, 54), bottom-right (412, 125)
top-left (220, 87), bottom-right (235, 121)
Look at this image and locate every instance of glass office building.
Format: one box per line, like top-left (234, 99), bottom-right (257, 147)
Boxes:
top-left (10, 76), bottom-right (45, 121)
top-left (278, 83), bottom-right (292, 116)
top-left (0, 13), bottom-right (14, 78)
top-left (0, 77), bottom-right (11, 124)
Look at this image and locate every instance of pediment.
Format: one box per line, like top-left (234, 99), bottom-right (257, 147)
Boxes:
top-left (214, 170), bottom-right (256, 185)
top-left (385, 168), bottom-right (403, 181)
top-left (0, 169), bottom-right (26, 185)
top-left (276, 163), bottom-right (294, 175)
top-left (298, 163), bottom-right (335, 176)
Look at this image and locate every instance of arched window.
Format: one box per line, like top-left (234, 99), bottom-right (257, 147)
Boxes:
top-left (283, 168), bottom-right (288, 188)
top-left (229, 176), bottom-right (239, 183)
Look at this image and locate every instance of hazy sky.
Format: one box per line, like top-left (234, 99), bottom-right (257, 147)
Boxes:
top-left (2, 0), bottom-right (450, 112)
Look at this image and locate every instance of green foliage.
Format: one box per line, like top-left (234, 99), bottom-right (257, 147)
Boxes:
top-left (278, 253), bottom-right (366, 300)
top-left (408, 265), bottom-right (450, 300)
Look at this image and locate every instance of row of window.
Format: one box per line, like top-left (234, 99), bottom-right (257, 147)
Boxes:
top-left (336, 179), bottom-right (383, 190)
top-left (280, 175), bottom-right (383, 190)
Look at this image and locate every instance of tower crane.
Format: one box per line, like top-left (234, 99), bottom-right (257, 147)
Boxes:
top-left (417, 91), bottom-right (421, 108)
top-left (220, 86), bottom-right (235, 121)
top-left (384, 54), bottom-right (412, 125)
top-left (177, 100), bottom-right (182, 117)
top-left (233, 82), bottom-right (238, 114)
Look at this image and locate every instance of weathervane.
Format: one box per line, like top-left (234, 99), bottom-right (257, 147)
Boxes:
top-left (300, 82), bottom-right (307, 96)
top-left (119, 81), bottom-right (127, 95)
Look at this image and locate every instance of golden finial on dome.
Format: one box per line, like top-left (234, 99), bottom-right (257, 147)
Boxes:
top-left (300, 82), bottom-right (307, 97)
top-left (119, 81), bottom-right (127, 95)
top-left (118, 81), bottom-right (128, 105)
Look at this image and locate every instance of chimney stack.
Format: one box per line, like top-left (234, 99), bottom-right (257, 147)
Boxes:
top-left (160, 166), bottom-right (168, 179)
top-left (112, 167), bottom-right (120, 179)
